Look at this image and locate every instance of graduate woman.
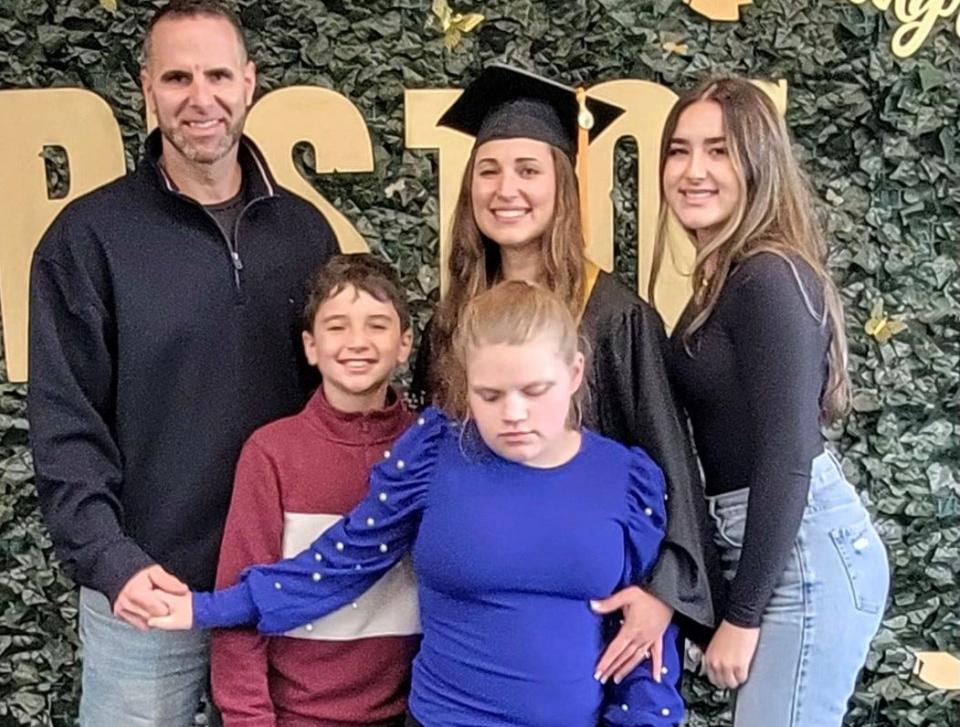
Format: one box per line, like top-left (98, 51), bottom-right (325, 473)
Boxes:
top-left (151, 280), bottom-right (684, 727)
top-left (411, 65), bottom-right (718, 677)
top-left (652, 77), bottom-right (889, 726)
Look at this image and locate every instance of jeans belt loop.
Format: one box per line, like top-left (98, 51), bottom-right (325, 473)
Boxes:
top-left (825, 448), bottom-right (843, 472)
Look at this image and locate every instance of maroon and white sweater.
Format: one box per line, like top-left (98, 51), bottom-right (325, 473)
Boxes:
top-left (212, 387), bottom-right (419, 727)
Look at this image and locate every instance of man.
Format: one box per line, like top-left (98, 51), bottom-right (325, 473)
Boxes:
top-left (27, 1), bottom-right (337, 723)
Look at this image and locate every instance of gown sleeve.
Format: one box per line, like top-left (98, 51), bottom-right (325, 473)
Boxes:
top-left (603, 449), bottom-right (684, 726)
top-left (589, 289), bottom-right (719, 631)
top-left (193, 407), bottom-right (446, 634)
top-left (409, 315), bottom-right (436, 409)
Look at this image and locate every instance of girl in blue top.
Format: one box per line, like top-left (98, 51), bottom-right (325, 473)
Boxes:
top-left (151, 281), bottom-right (683, 727)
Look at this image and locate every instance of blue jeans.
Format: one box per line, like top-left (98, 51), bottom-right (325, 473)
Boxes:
top-left (707, 451), bottom-right (889, 727)
top-left (78, 587), bottom-right (217, 727)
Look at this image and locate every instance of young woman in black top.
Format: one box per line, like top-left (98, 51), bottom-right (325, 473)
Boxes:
top-left (651, 77), bottom-right (889, 726)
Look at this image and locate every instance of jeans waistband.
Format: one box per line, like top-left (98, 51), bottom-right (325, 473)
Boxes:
top-left (707, 449), bottom-right (851, 518)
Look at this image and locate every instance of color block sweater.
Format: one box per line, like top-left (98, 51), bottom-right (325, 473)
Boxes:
top-left (212, 387), bottom-right (419, 727)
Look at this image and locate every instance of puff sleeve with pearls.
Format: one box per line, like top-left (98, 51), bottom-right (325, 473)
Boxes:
top-left (193, 407), bottom-right (445, 633)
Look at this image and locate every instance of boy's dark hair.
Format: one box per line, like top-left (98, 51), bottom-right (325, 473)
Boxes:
top-left (142, 0), bottom-right (247, 66)
top-left (303, 254), bottom-right (411, 332)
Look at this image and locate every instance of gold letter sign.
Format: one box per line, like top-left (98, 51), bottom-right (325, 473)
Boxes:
top-left (0, 89), bottom-right (126, 383)
top-left (0, 79), bottom-right (786, 382)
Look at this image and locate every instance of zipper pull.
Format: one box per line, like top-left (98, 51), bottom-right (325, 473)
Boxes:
top-left (230, 251), bottom-right (244, 271)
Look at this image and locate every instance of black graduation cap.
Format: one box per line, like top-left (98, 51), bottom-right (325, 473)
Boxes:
top-left (437, 64), bottom-right (625, 157)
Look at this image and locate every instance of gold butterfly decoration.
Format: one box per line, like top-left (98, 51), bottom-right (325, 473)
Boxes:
top-left (431, 0), bottom-right (484, 51)
top-left (683, 0), bottom-right (752, 22)
top-left (864, 299), bottom-right (908, 344)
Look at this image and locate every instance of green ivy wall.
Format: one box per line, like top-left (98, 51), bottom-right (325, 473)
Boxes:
top-left (0, 0), bottom-right (957, 724)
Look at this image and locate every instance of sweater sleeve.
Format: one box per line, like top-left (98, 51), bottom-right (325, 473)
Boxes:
top-left (211, 438), bottom-right (284, 727)
top-left (603, 623), bottom-right (684, 726)
top-left (603, 448), bottom-right (683, 727)
top-left (723, 254), bottom-right (827, 627)
top-left (623, 448), bottom-right (668, 583)
top-left (193, 408), bottom-right (446, 633)
top-left (600, 451), bottom-right (683, 726)
top-left (27, 223), bottom-right (154, 605)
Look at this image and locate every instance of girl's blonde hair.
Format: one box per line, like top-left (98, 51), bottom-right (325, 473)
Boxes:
top-left (430, 144), bottom-right (586, 406)
top-left (447, 280), bottom-right (583, 425)
top-left (649, 77), bottom-right (850, 422)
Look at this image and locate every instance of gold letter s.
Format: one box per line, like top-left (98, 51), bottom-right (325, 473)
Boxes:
top-left (0, 89), bottom-right (126, 382)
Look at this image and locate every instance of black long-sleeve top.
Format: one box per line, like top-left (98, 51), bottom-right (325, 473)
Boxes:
top-left (412, 271), bottom-right (719, 632)
top-left (669, 252), bottom-right (829, 628)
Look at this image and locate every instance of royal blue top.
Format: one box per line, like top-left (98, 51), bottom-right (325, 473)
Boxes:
top-left (195, 407), bottom-right (683, 726)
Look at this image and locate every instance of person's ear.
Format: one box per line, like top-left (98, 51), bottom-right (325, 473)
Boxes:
top-left (242, 60), bottom-right (256, 107)
top-left (141, 68), bottom-right (157, 116)
top-left (396, 327), bottom-right (414, 366)
top-left (569, 351), bottom-right (585, 392)
top-left (302, 330), bottom-right (318, 366)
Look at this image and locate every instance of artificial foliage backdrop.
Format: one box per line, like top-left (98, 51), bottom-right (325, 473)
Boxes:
top-left (1, 0), bottom-right (958, 724)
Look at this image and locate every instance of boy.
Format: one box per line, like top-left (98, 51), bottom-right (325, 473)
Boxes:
top-left (211, 254), bottom-right (420, 727)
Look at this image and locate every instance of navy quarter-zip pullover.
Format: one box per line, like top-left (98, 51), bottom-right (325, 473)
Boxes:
top-left (27, 130), bottom-right (338, 604)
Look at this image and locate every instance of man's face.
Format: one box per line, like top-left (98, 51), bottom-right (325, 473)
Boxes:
top-left (140, 15), bottom-right (255, 166)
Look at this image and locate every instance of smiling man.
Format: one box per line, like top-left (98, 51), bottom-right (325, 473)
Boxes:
top-left (27, 2), bottom-right (337, 724)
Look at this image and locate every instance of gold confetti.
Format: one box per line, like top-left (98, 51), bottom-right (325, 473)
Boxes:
top-left (662, 40), bottom-right (690, 54)
top-left (100, 0), bottom-right (117, 10)
top-left (864, 299), bottom-right (907, 344)
top-left (432, 0), bottom-right (484, 51)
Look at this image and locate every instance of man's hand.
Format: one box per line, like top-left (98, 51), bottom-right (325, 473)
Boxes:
top-left (704, 620), bottom-right (761, 689)
top-left (112, 565), bottom-right (189, 630)
top-left (591, 586), bottom-right (674, 684)
top-left (148, 591), bottom-right (195, 631)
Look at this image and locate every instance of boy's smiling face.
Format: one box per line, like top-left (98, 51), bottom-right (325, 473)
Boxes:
top-left (303, 285), bottom-right (412, 413)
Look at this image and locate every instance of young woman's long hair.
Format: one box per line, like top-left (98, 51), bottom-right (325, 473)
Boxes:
top-left (648, 77), bottom-right (850, 422)
top-left (431, 144), bottom-right (586, 405)
top-left (449, 280), bottom-right (583, 427)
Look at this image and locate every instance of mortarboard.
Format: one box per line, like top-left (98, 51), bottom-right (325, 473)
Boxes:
top-left (437, 63), bottom-right (624, 158)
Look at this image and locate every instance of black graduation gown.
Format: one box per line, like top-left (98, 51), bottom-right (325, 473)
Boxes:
top-left (579, 271), bottom-right (719, 634)
top-left (410, 271), bottom-right (719, 633)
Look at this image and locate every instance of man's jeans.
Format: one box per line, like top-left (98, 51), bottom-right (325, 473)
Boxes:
top-left (78, 587), bottom-right (218, 727)
top-left (707, 451), bottom-right (889, 727)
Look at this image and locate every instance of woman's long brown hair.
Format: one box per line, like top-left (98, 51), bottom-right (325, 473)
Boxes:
top-left (648, 77), bottom-right (850, 422)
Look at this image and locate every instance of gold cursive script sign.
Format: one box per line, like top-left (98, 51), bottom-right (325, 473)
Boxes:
top-left (685, 0), bottom-right (958, 57)
top-left (849, 0), bottom-right (960, 56)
